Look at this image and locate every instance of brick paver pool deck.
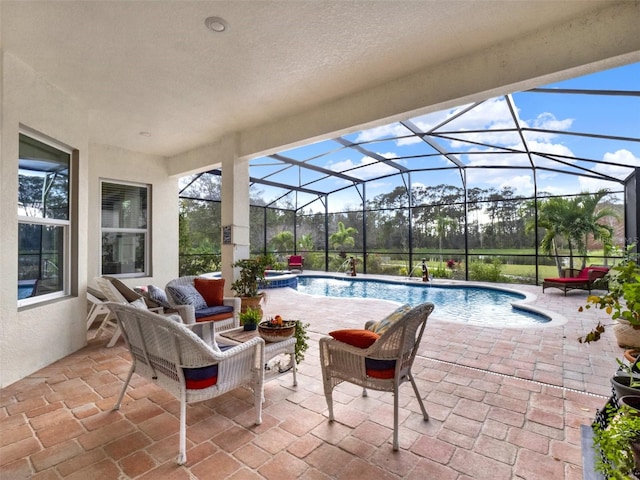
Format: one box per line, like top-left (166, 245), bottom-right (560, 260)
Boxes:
top-left (0, 273), bottom-right (623, 479)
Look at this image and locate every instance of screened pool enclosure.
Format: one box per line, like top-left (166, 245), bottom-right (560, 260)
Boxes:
top-left (179, 64), bottom-right (640, 285)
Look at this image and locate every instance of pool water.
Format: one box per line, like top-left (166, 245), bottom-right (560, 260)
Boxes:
top-left (296, 276), bottom-right (549, 327)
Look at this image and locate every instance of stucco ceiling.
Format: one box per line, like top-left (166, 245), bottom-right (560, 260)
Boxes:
top-left (1, 0), bottom-right (622, 158)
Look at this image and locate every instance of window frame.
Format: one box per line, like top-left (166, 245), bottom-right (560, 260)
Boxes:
top-left (17, 130), bottom-right (72, 307)
top-left (100, 179), bottom-right (151, 278)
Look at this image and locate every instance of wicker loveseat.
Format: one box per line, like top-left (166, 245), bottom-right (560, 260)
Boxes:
top-left (107, 302), bottom-right (264, 465)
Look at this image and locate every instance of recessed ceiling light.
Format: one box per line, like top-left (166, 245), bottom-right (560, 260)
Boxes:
top-left (205, 16), bottom-right (228, 33)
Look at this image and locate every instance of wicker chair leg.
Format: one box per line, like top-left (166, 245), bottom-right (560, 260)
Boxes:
top-left (177, 392), bottom-right (187, 465)
top-left (362, 387), bottom-right (368, 397)
top-left (254, 379), bottom-right (263, 425)
top-left (393, 385), bottom-right (399, 451)
top-left (325, 388), bottom-right (335, 421)
top-left (291, 356), bottom-right (298, 387)
top-left (113, 366), bottom-right (134, 410)
top-left (410, 374), bottom-right (429, 421)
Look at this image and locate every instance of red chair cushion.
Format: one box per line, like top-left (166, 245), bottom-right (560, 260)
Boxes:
top-left (194, 278), bottom-right (225, 306)
top-left (329, 329), bottom-right (379, 348)
top-left (543, 278), bottom-right (589, 284)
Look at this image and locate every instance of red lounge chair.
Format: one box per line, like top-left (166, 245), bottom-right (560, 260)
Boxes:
top-left (287, 255), bottom-right (304, 271)
top-left (542, 265), bottom-right (609, 295)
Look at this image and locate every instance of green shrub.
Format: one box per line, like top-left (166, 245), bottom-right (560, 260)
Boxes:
top-left (469, 259), bottom-right (505, 282)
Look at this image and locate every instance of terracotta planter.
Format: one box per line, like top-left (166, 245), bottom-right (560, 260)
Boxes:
top-left (239, 294), bottom-right (264, 318)
top-left (625, 349), bottom-right (640, 373)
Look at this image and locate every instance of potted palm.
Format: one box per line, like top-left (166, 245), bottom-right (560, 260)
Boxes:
top-left (231, 257), bottom-right (270, 316)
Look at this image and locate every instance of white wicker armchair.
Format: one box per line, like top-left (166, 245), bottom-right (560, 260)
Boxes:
top-left (319, 302), bottom-right (435, 450)
top-left (107, 302), bottom-right (265, 465)
top-left (165, 275), bottom-right (240, 331)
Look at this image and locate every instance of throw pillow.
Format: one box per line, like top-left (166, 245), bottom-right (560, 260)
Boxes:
top-left (147, 285), bottom-right (172, 309)
top-left (367, 303), bottom-right (412, 335)
top-left (167, 284), bottom-right (207, 310)
top-left (193, 278), bottom-right (225, 307)
top-left (329, 329), bottom-right (379, 349)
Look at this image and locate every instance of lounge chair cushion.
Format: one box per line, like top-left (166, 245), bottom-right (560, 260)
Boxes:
top-left (167, 284), bottom-right (207, 310)
top-left (193, 278), bottom-right (225, 307)
top-left (367, 303), bottom-right (412, 335)
top-left (147, 284), bottom-right (172, 309)
top-left (329, 329), bottom-right (380, 348)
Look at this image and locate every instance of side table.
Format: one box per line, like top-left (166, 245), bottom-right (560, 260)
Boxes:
top-left (219, 327), bottom-right (297, 386)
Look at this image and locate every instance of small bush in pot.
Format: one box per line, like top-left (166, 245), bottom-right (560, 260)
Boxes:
top-left (239, 307), bottom-right (261, 331)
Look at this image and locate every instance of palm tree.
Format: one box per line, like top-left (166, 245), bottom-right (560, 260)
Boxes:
top-left (576, 189), bottom-right (618, 268)
top-left (329, 221), bottom-right (357, 257)
top-left (269, 231), bottom-right (294, 253)
top-left (535, 191), bottom-right (618, 275)
top-left (298, 233), bottom-right (314, 251)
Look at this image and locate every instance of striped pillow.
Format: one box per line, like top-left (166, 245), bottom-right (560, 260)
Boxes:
top-left (367, 304), bottom-right (412, 335)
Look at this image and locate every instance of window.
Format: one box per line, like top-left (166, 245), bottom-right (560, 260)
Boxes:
top-left (101, 181), bottom-right (149, 276)
top-left (18, 133), bottom-right (70, 304)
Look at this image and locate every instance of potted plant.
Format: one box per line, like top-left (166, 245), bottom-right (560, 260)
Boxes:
top-left (231, 257), bottom-right (270, 315)
top-left (239, 306), bottom-right (261, 331)
top-left (612, 357), bottom-right (640, 399)
top-left (579, 244), bottom-right (640, 347)
top-left (593, 402), bottom-right (640, 479)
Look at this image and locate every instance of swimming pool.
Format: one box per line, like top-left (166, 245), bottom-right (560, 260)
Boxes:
top-left (296, 275), bottom-right (550, 327)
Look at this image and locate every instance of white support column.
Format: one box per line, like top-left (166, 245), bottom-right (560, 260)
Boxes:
top-left (220, 138), bottom-right (250, 297)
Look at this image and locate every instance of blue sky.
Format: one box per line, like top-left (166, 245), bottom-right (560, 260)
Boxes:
top-left (250, 62), bottom-right (640, 213)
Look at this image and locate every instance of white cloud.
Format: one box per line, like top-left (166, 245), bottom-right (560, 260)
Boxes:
top-left (354, 124), bottom-right (410, 143)
top-left (578, 149), bottom-right (640, 191)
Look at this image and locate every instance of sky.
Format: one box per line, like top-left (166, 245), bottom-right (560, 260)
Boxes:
top-left (249, 62), bottom-right (640, 213)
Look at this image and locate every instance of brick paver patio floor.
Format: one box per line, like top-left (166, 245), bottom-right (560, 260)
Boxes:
top-left (0, 273), bottom-right (623, 479)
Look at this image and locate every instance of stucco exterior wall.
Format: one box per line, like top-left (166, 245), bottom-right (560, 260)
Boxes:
top-left (0, 55), bottom-right (181, 388)
top-left (1, 52), bottom-right (89, 388)
top-left (87, 143), bottom-right (179, 292)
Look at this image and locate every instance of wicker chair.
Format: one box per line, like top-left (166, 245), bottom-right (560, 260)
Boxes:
top-left (107, 302), bottom-right (265, 465)
top-left (165, 275), bottom-right (240, 332)
top-left (319, 302), bottom-right (435, 450)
